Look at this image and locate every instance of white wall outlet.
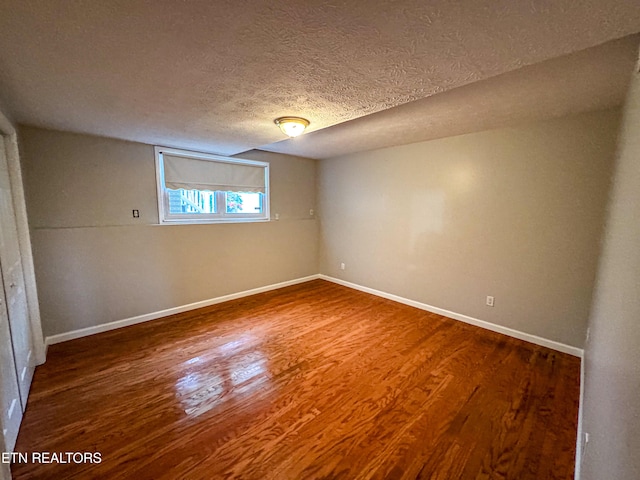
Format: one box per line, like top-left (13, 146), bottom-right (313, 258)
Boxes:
top-left (486, 295), bottom-right (495, 307)
top-left (310, 209), bottom-right (314, 216)
top-left (340, 262), bottom-right (346, 270)
top-left (582, 432), bottom-right (590, 457)
top-left (274, 213), bottom-right (279, 220)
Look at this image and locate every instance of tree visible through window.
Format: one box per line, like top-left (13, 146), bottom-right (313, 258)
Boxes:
top-left (226, 192), bottom-right (243, 213)
top-left (226, 192), bottom-right (262, 213)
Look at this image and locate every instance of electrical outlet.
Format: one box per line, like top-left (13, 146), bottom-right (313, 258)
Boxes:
top-left (274, 213), bottom-right (280, 220)
top-left (582, 432), bottom-right (590, 457)
top-left (310, 209), bottom-right (314, 216)
top-left (340, 263), bottom-right (346, 270)
top-left (132, 209), bottom-right (140, 218)
top-left (486, 296), bottom-right (495, 307)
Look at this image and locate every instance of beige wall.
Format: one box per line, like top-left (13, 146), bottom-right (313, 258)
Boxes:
top-left (19, 127), bottom-right (318, 337)
top-left (580, 63), bottom-right (640, 478)
top-left (318, 109), bottom-right (620, 348)
top-left (18, 109), bottom-right (622, 349)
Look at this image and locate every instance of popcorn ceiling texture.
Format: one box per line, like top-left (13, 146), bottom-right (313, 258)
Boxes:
top-left (0, 0), bottom-right (639, 156)
top-left (264, 35), bottom-right (640, 159)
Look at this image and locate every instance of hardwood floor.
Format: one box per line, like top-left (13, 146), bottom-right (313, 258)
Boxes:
top-left (12, 280), bottom-right (580, 479)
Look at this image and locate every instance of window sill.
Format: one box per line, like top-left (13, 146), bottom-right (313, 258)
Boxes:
top-left (157, 217), bottom-right (271, 225)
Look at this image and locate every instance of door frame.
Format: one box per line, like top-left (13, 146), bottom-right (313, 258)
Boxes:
top-left (0, 111), bottom-right (45, 366)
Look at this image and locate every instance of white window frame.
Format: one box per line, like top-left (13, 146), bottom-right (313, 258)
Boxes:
top-left (155, 146), bottom-right (270, 225)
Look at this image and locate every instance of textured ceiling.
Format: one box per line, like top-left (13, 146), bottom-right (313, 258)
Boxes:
top-left (0, 1), bottom-right (639, 156)
top-left (262, 34), bottom-right (640, 158)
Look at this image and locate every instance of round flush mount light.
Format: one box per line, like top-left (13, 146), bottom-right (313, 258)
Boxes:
top-left (274, 117), bottom-right (310, 138)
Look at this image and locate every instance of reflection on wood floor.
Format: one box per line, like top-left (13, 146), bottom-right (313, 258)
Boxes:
top-left (13, 279), bottom-right (580, 479)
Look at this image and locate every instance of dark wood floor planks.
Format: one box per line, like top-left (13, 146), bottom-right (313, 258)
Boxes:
top-left (12, 279), bottom-right (580, 479)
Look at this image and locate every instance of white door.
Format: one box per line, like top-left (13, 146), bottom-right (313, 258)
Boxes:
top-left (0, 275), bottom-right (21, 451)
top-left (0, 135), bottom-right (34, 412)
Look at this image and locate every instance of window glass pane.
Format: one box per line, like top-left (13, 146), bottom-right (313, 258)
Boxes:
top-left (225, 192), bottom-right (263, 214)
top-left (157, 147), bottom-right (269, 224)
top-left (168, 189), bottom-right (216, 215)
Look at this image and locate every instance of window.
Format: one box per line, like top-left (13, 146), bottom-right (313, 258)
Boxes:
top-left (155, 147), bottom-right (269, 224)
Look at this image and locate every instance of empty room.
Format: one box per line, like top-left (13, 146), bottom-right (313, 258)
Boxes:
top-left (0, 1), bottom-right (639, 479)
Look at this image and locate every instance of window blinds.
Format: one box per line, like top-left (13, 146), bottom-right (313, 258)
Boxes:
top-left (162, 153), bottom-right (266, 193)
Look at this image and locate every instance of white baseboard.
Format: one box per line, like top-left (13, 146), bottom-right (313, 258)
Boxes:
top-left (319, 275), bottom-right (584, 358)
top-left (45, 273), bottom-right (584, 359)
top-left (45, 274), bottom-right (321, 346)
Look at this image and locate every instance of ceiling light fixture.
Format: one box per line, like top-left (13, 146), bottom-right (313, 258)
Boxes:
top-left (274, 117), bottom-right (310, 138)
